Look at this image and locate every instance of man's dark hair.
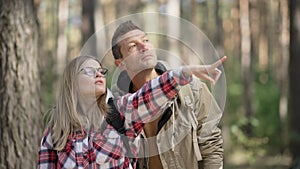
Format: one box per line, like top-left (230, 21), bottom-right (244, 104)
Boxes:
top-left (111, 20), bottom-right (142, 59)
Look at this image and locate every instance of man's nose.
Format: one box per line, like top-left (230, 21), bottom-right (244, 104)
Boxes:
top-left (138, 42), bottom-right (149, 52)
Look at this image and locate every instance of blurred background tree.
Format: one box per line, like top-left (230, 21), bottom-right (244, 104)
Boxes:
top-left (1, 0), bottom-right (299, 168)
top-left (289, 0), bottom-right (300, 168)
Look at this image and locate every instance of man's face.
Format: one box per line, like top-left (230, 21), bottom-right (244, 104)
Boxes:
top-left (117, 29), bottom-right (157, 74)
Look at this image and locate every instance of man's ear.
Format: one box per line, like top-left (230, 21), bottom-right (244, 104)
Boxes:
top-left (115, 59), bottom-right (126, 70)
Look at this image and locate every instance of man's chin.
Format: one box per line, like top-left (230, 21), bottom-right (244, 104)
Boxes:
top-left (141, 65), bottom-right (156, 71)
top-left (143, 59), bottom-right (157, 68)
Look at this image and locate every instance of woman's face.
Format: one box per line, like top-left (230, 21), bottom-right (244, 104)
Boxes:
top-left (77, 59), bottom-right (107, 98)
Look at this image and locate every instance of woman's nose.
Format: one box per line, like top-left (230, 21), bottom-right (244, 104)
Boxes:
top-left (95, 71), bottom-right (104, 78)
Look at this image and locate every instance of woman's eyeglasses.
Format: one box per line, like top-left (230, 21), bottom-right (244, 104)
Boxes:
top-left (79, 67), bottom-right (108, 77)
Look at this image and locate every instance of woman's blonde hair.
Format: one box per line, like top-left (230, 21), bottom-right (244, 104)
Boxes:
top-left (48, 55), bottom-right (109, 151)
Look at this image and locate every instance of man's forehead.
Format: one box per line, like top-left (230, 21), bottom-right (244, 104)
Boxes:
top-left (117, 29), bottom-right (147, 44)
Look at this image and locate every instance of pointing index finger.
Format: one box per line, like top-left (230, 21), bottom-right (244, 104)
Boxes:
top-left (211, 56), bottom-right (227, 68)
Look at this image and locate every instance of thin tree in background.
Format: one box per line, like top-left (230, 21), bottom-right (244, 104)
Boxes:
top-left (166, 0), bottom-right (181, 67)
top-left (81, 0), bottom-right (95, 47)
top-left (81, 0), bottom-right (96, 56)
top-left (289, 0), bottom-right (300, 167)
top-left (101, 0), bottom-right (116, 57)
top-left (239, 0), bottom-right (253, 137)
top-left (101, 0), bottom-right (116, 25)
top-left (279, 0), bottom-right (289, 150)
top-left (215, 0), bottom-right (223, 54)
top-left (57, 0), bottom-right (69, 73)
top-left (257, 1), bottom-right (268, 71)
top-left (0, 0), bottom-right (42, 168)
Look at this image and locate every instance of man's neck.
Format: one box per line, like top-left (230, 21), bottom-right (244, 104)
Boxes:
top-left (130, 68), bottom-right (158, 92)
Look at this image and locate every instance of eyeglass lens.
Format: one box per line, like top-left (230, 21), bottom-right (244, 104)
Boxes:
top-left (81, 67), bottom-right (108, 77)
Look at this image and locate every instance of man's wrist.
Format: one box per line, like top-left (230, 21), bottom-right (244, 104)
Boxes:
top-left (181, 66), bottom-right (192, 79)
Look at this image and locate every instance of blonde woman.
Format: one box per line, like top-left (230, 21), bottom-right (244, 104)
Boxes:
top-left (37, 55), bottom-right (226, 169)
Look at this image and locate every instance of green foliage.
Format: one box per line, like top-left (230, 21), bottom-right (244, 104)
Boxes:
top-left (227, 67), bottom-right (283, 162)
top-left (230, 117), bottom-right (269, 164)
top-left (40, 54), bottom-right (58, 110)
top-left (253, 70), bottom-right (282, 153)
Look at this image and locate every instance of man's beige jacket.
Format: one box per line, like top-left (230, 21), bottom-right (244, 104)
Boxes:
top-left (111, 61), bottom-right (224, 169)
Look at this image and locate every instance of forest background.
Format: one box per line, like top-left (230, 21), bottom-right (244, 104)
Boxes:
top-left (1, 0), bottom-right (300, 168)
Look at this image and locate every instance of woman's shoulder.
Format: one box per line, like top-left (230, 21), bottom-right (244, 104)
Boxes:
top-left (40, 126), bottom-right (54, 149)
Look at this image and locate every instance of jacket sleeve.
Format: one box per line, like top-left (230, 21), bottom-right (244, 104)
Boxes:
top-left (38, 127), bottom-right (57, 169)
top-left (193, 80), bottom-right (224, 169)
top-left (117, 68), bottom-right (192, 127)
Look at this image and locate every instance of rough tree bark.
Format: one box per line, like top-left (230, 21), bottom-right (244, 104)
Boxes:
top-left (0, 0), bottom-right (42, 168)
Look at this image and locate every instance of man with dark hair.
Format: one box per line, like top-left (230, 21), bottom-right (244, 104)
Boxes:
top-left (112, 21), bottom-right (142, 60)
top-left (111, 20), bottom-right (224, 169)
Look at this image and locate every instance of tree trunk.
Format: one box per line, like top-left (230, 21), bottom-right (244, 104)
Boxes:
top-left (0, 0), bottom-right (42, 168)
top-left (279, 0), bottom-right (290, 150)
top-left (289, 0), bottom-right (300, 166)
top-left (166, 0), bottom-right (181, 67)
top-left (81, 0), bottom-right (97, 56)
top-left (258, 1), bottom-right (268, 71)
top-left (81, 0), bottom-right (95, 47)
top-left (239, 0), bottom-right (253, 137)
top-left (101, 0), bottom-right (116, 25)
top-left (57, 0), bottom-right (69, 73)
top-left (215, 0), bottom-right (223, 54)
